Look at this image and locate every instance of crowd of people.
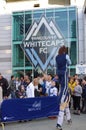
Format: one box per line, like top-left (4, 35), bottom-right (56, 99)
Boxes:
top-left (0, 72), bottom-right (59, 100)
top-left (0, 72), bottom-right (86, 115)
top-left (68, 74), bottom-right (86, 114)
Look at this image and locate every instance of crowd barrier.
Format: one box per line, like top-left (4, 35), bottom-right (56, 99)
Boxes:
top-left (0, 96), bottom-right (60, 123)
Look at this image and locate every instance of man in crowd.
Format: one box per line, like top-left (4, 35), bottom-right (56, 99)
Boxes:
top-left (0, 73), bottom-right (9, 99)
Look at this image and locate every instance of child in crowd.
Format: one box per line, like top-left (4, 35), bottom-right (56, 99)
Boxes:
top-left (16, 85), bottom-right (26, 98)
top-left (48, 80), bottom-right (58, 119)
top-left (48, 80), bottom-right (58, 96)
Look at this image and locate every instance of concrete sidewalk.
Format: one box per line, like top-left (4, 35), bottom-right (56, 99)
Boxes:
top-left (1, 113), bottom-right (86, 130)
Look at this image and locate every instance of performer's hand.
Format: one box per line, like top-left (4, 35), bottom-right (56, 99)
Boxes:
top-left (60, 96), bottom-right (69, 111)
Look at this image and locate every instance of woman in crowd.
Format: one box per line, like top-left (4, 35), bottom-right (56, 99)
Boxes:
top-left (73, 79), bottom-right (82, 115)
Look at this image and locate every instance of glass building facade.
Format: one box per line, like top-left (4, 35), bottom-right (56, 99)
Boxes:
top-left (12, 6), bottom-right (78, 77)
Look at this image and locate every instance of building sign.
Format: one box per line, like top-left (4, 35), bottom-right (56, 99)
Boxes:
top-left (21, 16), bottom-right (65, 72)
top-left (76, 64), bottom-right (86, 74)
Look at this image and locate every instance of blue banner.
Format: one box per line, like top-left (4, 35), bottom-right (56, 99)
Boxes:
top-left (1, 96), bottom-right (59, 122)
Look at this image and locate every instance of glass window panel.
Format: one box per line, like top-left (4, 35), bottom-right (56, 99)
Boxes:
top-left (70, 41), bottom-right (77, 65)
top-left (25, 13), bottom-right (32, 34)
top-left (69, 9), bottom-right (76, 38)
top-left (70, 68), bottom-right (76, 76)
top-left (55, 10), bottom-right (68, 38)
top-left (33, 9), bottom-right (45, 18)
top-left (13, 14), bottom-right (24, 41)
top-left (46, 9), bottom-right (54, 17)
top-left (13, 44), bottom-right (24, 67)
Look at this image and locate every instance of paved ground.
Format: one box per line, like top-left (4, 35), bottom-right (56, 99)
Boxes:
top-left (1, 112), bottom-right (86, 130)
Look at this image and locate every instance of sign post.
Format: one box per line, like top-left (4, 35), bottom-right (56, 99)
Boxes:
top-left (76, 64), bottom-right (86, 78)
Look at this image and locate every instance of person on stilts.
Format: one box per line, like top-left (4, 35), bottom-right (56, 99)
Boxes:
top-left (55, 45), bottom-right (72, 130)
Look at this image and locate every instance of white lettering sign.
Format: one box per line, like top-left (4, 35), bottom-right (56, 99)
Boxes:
top-left (76, 64), bottom-right (86, 74)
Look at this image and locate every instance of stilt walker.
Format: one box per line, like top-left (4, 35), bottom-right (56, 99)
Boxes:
top-left (55, 46), bottom-right (72, 130)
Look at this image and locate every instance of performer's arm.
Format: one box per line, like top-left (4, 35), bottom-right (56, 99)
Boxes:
top-left (66, 54), bottom-right (71, 66)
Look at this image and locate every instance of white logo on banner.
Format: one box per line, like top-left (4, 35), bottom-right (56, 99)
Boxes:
top-left (3, 116), bottom-right (14, 121)
top-left (28, 101), bottom-right (41, 112)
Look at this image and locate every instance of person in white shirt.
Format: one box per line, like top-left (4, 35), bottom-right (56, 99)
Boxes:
top-left (26, 78), bottom-right (39, 98)
top-left (26, 81), bottom-right (35, 98)
top-left (45, 74), bottom-right (52, 96)
top-left (48, 80), bottom-right (58, 96)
